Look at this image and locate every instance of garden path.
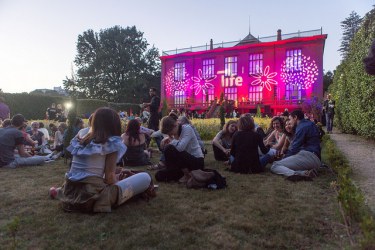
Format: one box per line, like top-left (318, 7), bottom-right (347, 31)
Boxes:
top-left (329, 128), bottom-right (375, 214)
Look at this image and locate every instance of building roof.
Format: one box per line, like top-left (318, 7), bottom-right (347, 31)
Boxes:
top-left (161, 28), bottom-right (325, 58)
top-left (236, 33), bottom-right (260, 45)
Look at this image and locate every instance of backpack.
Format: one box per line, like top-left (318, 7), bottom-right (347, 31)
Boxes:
top-left (186, 169), bottom-right (227, 190)
top-left (205, 169), bottom-right (227, 189)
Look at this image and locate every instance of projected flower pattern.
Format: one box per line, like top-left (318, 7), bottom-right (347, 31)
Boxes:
top-left (190, 69), bottom-right (217, 95)
top-left (164, 68), bottom-right (189, 95)
top-left (280, 55), bottom-right (318, 89)
top-left (250, 66), bottom-right (278, 91)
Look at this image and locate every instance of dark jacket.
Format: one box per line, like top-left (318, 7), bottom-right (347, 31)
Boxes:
top-left (230, 130), bottom-right (269, 174)
top-left (285, 119), bottom-right (321, 159)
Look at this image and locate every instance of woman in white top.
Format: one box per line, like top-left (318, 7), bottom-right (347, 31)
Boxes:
top-left (38, 122), bottom-right (50, 143)
top-left (263, 117), bottom-right (286, 156)
top-left (53, 107), bottom-right (152, 213)
top-left (155, 113), bottom-right (204, 183)
top-left (53, 122), bottom-right (67, 150)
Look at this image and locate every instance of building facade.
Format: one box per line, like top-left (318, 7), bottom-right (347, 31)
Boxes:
top-left (160, 29), bottom-right (327, 115)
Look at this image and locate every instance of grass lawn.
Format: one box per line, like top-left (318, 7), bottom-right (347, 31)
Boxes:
top-left (0, 142), bottom-right (354, 249)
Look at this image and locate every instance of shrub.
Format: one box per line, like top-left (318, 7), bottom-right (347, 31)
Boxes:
top-left (329, 8), bottom-right (375, 138)
top-left (1, 93), bottom-right (67, 119)
top-left (77, 99), bottom-right (108, 118)
top-left (322, 136), bottom-right (375, 248)
top-left (191, 117), bottom-right (270, 141)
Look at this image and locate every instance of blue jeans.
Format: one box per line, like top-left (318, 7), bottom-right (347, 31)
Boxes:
top-left (230, 154), bottom-right (271, 168)
top-left (4, 155), bottom-right (46, 168)
top-left (326, 113), bottom-right (334, 132)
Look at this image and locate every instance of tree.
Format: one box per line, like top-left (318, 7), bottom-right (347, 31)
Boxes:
top-left (64, 26), bottom-right (160, 103)
top-left (339, 11), bottom-right (362, 58)
top-left (323, 70), bottom-right (334, 92)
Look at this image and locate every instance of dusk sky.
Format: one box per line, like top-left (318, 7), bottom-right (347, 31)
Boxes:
top-left (0, 0), bottom-right (373, 93)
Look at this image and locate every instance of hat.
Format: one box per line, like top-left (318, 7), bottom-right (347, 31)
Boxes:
top-left (11, 114), bottom-right (28, 127)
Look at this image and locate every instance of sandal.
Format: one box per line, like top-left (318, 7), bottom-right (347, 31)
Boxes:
top-left (147, 163), bottom-right (166, 170)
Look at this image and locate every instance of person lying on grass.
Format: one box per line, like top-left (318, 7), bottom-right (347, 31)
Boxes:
top-left (50, 107), bottom-right (153, 213)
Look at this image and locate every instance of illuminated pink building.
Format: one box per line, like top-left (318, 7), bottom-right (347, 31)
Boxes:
top-left (160, 29), bottom-right (327, 115)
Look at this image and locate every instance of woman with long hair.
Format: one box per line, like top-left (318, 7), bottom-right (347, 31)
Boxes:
top-left (212, 120), bottom-right (237, 161)
top-left (229, 116), bottom-right (269, 174)
top-left (264, 116), bottom-right (285, 151)
top-left (121, 119), bottom-right (151, 166)
top-left (52, 107), bottom-right (153, 213)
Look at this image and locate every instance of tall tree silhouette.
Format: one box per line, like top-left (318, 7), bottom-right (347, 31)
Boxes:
top-left (339, 11), bottom-right (362, 59)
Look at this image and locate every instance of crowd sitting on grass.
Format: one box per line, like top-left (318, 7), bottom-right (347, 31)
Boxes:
top-left (0, 107), bottom-right (325, 213)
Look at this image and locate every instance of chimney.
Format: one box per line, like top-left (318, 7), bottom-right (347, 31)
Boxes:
top-left (277, 29), bottom-right (282, 41)
top-left (210, 39), bottom-right (213, 50)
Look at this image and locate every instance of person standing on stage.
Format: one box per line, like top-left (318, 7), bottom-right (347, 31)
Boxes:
top-left (143, 88), bottom-right (160, 131)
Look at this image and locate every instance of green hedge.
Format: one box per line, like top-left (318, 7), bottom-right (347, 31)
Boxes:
top-left (330, 8), bottom-right (375, 138)
top-left (1, 93), bottom-right (68, 119)
top-left (76, 99), bottom-right (109, 118)
top-left (109, 102), bottom-right (141, 115)
top-left (1, 93), bottom-right (142, 119)
top-left (322, 136), bottom-right (375, 248)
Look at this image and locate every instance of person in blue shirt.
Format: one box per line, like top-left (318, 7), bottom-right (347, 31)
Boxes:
top-left (270, 110), bottom-right (321, 181)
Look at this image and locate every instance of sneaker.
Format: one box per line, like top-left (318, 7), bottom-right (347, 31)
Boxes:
top-left (286, 174), bottom-right (312, 182)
